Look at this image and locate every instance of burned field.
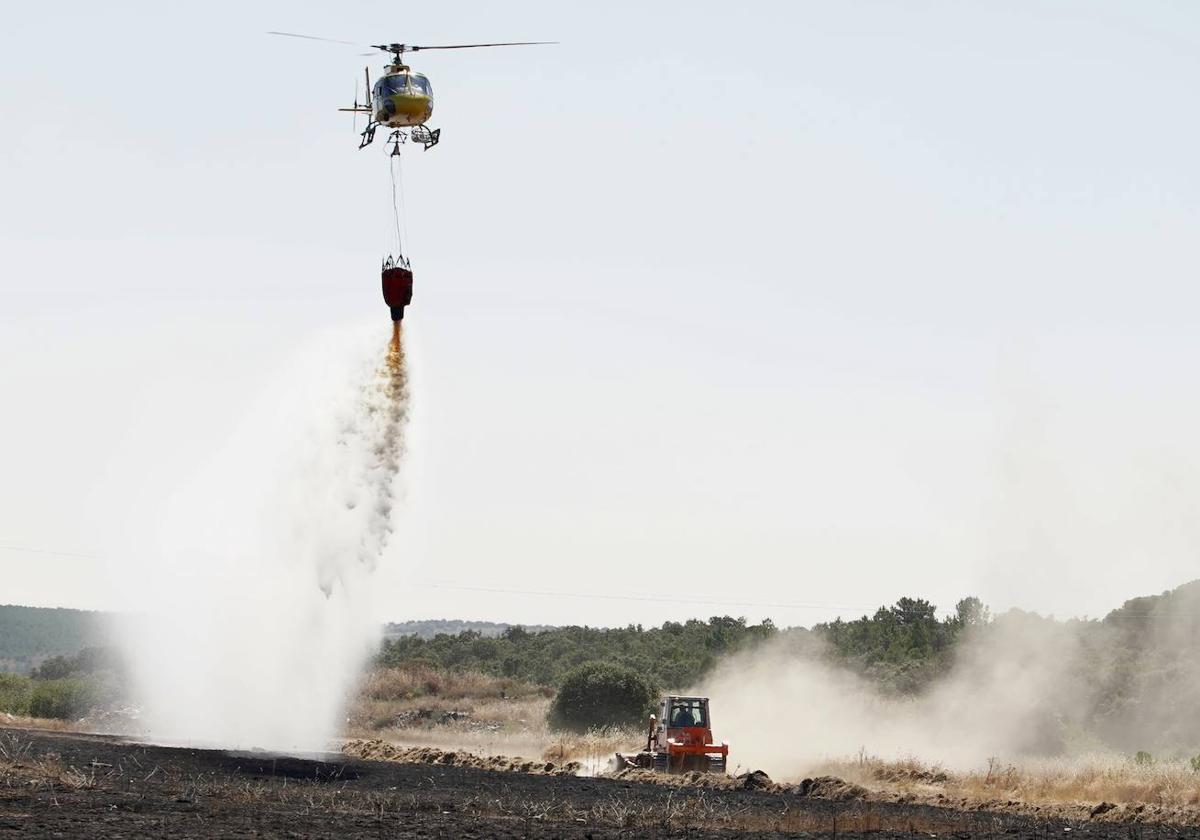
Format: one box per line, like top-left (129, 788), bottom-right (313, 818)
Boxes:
top-left (0, 727), bottom-right (1195, 839)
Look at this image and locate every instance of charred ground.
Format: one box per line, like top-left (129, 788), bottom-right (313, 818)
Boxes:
top-left (2, 727), bottom-right (1194, 839)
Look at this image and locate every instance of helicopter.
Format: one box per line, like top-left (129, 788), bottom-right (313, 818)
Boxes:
top-left (268, 33), bottom-right (556, 151)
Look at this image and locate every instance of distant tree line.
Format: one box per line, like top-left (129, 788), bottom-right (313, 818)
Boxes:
top-left (376, 597), bottom-right (994, 695)
top-left (383, 619), bottom-right (555, 641)
top-left (378, 616), bottom-right (779, 690)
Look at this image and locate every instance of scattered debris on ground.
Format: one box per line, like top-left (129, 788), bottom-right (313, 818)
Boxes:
top-left (609, 766), bottom-right (869, 800)
top-left (388, 707), bottom-right (503, 733)
top-left (75, 706), bottom-right (141, 734)
top-left (872, 765), bottom-right (949, 785)
top-left (342, 738), bottom-right (581, 776)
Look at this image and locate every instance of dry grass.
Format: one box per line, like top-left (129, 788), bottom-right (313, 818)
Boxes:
top-left (815, 751), bottom-right (1200, 815)
top-left (955, 755), bottom-right (1200, 808)
top-left (348, 666), bottom-right (549, 731)
top-left (344, 666), bottom-right (643, 776)
top-left (0, 713), bottom-right (78, 733)
top-left (357, 665), bottom-right (551, 703)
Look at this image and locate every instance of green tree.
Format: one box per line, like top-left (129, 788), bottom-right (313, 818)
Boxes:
top-left (547, 662), bottom-right (657, 732)
top-left (955, 597), bottom-right (989, 628)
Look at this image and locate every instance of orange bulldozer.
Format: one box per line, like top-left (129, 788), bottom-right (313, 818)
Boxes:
top-left (616, 695), bottom-right (728, 774)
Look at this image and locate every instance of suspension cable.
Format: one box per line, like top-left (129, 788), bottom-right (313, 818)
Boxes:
top-left (389, 153), bottom-right (404, 258)
top-left (397, 149), bottom-right (411, 259)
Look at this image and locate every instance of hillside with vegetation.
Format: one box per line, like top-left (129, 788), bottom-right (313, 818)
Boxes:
top-left (0, 605), bottom-right (112, 673)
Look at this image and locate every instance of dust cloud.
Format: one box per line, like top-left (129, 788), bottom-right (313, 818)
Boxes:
top-left (118, 326), bottom-right (410, 751)
top-left (699, 588), bottom-right (1200, 780)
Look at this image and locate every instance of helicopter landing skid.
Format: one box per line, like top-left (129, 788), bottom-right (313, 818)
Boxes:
top-left (361, 124), bottom-right (440, 153)
top-left (383, 127), bottom-right (441, 154)
top-left (358, 121), bottom-right (378, 150)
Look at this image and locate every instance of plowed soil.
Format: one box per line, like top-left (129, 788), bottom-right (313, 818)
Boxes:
top-left (1, 727), bottom-right (1194, 839)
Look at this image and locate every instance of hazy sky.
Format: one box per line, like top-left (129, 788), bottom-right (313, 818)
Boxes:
top-left (2, 0), bottom-right (1199, 627)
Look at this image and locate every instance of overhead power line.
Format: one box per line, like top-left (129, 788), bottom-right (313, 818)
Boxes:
top-left (407, 582), bottom-right (1200, 621)
top-left (410, 582), bottom-right (901, 613)
top-left (3, 543), bottom-right (1194, 621)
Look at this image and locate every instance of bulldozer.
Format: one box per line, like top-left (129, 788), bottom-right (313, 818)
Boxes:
top-left (615, 695), bottom-right (728, 774)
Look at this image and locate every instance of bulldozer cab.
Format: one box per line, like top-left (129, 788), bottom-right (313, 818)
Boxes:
top-left (665, 697), bottom-right (708, 730)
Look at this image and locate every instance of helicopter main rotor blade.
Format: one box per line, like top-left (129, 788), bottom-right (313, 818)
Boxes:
top-left (273, 33), bottom-right (558, 57)
top-left (267, 31), bottom-right (363, 46)
top-left (409, 41), bottom-right (558, 51)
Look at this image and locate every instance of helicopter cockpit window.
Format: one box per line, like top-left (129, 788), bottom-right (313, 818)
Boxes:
top-left (377, 75), bottom-right (410, 97)
top-left (410, 75), bottom-right (432, 96)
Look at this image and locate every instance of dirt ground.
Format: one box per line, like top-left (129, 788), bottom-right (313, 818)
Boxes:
top-left (1, 727), bottom-right (1196, 839)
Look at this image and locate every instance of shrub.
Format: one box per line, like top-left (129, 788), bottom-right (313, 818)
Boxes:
top-left (1190, 755), bottom-right (1200, 774)
top-left (1134, 751), bottom-right (1154, 766)
top-left (0, 674), bottom-right (32, 716)
top-left (30, 656), bottom-right (76, 681)
top-left (31, 647), bottom-right (122, 681)
top-left (548, 661), bottom-right (656, 733)
top-left (28, 679), bottom-right (96, 720)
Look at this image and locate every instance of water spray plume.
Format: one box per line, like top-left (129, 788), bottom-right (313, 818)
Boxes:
top-left (119, 326), bottom-right (411, 752)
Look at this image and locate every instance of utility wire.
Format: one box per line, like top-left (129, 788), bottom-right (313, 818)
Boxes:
top-left (411, 582), bottom-right (952, 614)
top-left (407, 581), bottom-right (1200, 620)
top-left (1, 545), bottom-right (1193, 621)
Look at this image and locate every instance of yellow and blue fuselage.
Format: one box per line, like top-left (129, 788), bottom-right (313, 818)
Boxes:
top-left (372, 68), bottom-right (435, 127)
